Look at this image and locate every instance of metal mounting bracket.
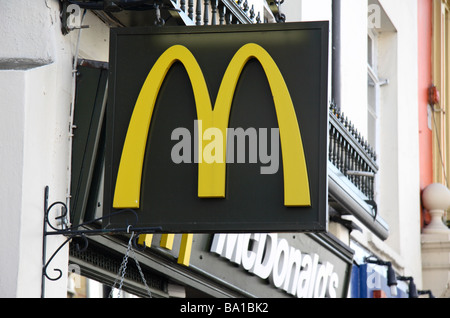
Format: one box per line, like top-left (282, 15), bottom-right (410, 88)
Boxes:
top-left (41, 186), bottom-right (161, 297)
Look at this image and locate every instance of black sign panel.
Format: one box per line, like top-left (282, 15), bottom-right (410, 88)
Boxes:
top-left (105, 22), bottom-right (329, 233)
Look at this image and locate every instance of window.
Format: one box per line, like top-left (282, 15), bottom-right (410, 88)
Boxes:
top-left (367, 28), bottom-right (388, 152)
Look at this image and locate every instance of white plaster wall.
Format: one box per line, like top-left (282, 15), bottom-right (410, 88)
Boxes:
top-left (280, 0), bottom-right (301, 22)
top-left (300, 0), bottom-right (332, 21)
top-left (339, 0), bottom-right (422, 285)
top-left (0, 0), bottom-right (58, 65)
top-left (0, 71), bottom-right (26, 297)
top-left (0, 65), bottom-right (73, 297)
top-left (378, 0), bottom-right (421, 284)
top-left (0, 0), bottom-right (78, 297)
top-left (77, 11), bottom-right (110, 62)
top-left (22, 61), bottom-right (74, 298)
top-left (283, 0), bottom-right (332, 22)
top-left (340, 0), bottom-right (369, 135)
top-left (0, 0), bottom-right (111, 297)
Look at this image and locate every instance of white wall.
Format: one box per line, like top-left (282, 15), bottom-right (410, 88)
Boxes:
top-left (0, 63), bottom-right (73, 297)
top-left (340, 0), bottom-right (421, 285)
top-left (0, 70), bottom-right (27, 297)
top-left (340, 0), bottom-right (368, 134)
top-left (378, 0), bottom-right (421, 284)
top-left (283, 0), bottom-right (332, 22)
top-left (0, 0), bottom-right (73, 297)
top-left (0, 0), bottom-right (110, 297)
top-left (0, 0), bottom-right (56, 65)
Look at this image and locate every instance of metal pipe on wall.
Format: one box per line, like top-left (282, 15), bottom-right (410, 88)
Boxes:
top-left (332, 0), bottom-right (341, 111)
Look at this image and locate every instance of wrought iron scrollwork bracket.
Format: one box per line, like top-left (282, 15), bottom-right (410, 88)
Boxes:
top-left (41, 186), bottom-right (161, 297)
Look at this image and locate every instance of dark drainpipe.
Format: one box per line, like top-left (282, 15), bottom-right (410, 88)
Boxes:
top-left (332, 0), bottom-right (341, 111)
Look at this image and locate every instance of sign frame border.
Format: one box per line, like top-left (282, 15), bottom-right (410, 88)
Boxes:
top-left (105, 21), bottom-right (330, 233)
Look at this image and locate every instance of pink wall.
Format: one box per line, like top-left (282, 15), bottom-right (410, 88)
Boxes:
top-left (417, 0), bottom-right (433, 227)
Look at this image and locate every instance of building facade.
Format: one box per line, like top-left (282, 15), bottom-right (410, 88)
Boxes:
top-left (1, 0), bottom-right (446, 298)
top-left (419, 0), bottom-right (450, 298)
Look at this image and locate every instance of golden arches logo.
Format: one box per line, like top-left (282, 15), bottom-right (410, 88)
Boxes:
top-left (113, 43), bottom-right (311, 210)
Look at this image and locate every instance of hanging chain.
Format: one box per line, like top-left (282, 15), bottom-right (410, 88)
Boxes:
top-left (109, 232), bottom-right (133, 298)
top-left (131, 249), bottom-right (152, 298)
top-left (109, 231), bottom-right (152, 298)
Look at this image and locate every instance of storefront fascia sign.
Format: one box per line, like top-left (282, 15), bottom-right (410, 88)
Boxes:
top-left (106, 22), bottom-right (329, 233)
top-left (210, 233), bottom-right (340, 298)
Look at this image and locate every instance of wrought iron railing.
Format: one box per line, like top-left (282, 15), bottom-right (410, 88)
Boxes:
top-left (169, 0), bottom-right (282, 25)
top-left (62, 0), bottom-right (283, 30)
top-left (329, 103), bottom-right (378, 201)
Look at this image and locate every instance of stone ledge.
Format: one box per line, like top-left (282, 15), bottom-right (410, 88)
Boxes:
top-left (0, 58), bottom-right (52, 70)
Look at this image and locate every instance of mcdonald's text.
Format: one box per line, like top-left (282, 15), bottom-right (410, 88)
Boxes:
top-left (211, 233), bottom-right (339, 298)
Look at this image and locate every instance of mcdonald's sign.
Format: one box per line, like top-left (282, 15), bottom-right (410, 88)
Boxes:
top-left (105, 22), bottom-right (329, 233)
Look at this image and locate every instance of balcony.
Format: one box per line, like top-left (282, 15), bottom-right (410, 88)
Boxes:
top-left (328, 103), bottom-right (388, 240)
top-left (167, 0), bottom-right (282, 25)
top-left (71, 0), bottom-right (282, 28)
top-left (328, 103), bottom-right (378, 201)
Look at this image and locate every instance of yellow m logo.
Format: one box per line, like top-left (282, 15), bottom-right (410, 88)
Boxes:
top-left (113, 43), bottom-right (311, 209)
